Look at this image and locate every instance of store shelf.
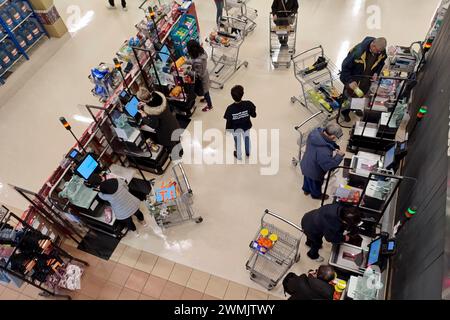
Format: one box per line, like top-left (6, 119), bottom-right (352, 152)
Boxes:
top-left (0, 55), bottom-right (24, 78)
top-left (25, 33), bottom-right (45, 53)
top-left (10, 12), bottom-right (33, 33)
top-left (0, 33), bottom-right (8, 42)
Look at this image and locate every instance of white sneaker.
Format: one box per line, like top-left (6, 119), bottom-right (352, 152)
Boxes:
top-left (134, 231), bottom-right (140, 238)
top-left (122, 6), bottom-right (128, 11)
top-left (315, 256), bottom-right (325, 263)
top-left (106, 4), bottom-right (116, 9)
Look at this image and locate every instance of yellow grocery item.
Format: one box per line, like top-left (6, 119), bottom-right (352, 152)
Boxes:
top-left (354, 87), bottom-right (364, 98)
top-left (260, 228), bottom-right (269, 237)
top-left (175, 56), bottom-right (186, 68)
top-left (170, 86), bottom-right (182, 97)
top-left (335, 279), bottom-right (347, 292)
top-left (269, 234), bottom-right (278, 242)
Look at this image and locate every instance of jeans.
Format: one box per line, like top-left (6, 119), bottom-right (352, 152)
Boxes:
top-left (215, 0), bottom-right (224, 25)
top-left (203, 91), bottom-right (213, 107)
top-left (233, 130), bottom-right (251, 160)
top-left (302, 177), bottom-right (323, 199)
top-left (121, 209), bottom-right (144, 232)
top-left (109, 0), bottom-right (126, 8)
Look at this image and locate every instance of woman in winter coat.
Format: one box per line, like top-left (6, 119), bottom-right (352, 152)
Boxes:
top-left (97, 177), bottom-right (147, 236)
top-left (186, 40), bottom-right (213, 112)
top-left (136, 87), bottom-right (181, 154)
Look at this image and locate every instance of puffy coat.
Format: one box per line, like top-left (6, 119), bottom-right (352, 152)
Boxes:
top-left (141, 92), bottom-right (181, 150)
top-left (286, 274), bottom-right (334, 300)
top-left (301, 203), bottom-right (346, 244)
top-left (300, 128), bottom-right (343, 182)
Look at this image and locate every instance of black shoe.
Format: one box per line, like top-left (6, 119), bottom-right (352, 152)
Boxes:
top-left (303, 191), bottom-right (310, 196)
top-left (246, 153), bottom-right (250, 157)
top-left (233, 151), bottom-right (238, 159)
top-left (342, 113), bottom-right (351, 122)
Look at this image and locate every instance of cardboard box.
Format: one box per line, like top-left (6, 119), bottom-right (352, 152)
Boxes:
top-left (43, 17), bottom-right (67, 38)
top-left (29, 0), bottom-right (54, 11)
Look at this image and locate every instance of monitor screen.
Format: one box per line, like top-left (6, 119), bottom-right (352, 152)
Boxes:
top-left (388, 241), bottom-right (395, 251)
top-left (384, 145), bottom-right (396, 169)
top-left (125, 96), bottom-right (139, 117)
top-left (69, 149), bottom-right (79, 159)
top-left (159, 45), bottom-right (171, 64)
top-left (368, 238), bottom-right (382, 266)
top-left (76, 154), bottom-right (99, 180)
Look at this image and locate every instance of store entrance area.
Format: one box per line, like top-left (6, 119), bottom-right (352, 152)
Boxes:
top-left (0, 0), bottom-right (442, 300)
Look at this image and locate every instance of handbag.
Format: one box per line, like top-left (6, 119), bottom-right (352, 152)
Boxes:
top-left (194, 76), bottom-right (205, 96)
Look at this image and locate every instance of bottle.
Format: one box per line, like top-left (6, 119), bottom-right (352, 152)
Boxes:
top-left (24, 19), bottom-right (41, 39)
top-left (0, 10), bottom-right (15, 29)
top-left (11, 0), bottom-right (30, 18)
top-left (18, 26), bottom-right (33, 45)
top-left (6, 5), bottom-right (22, 26)
top-left (15, 33), bottom-right (27, 50)
top-left (3, 39), bottom-right (20, 61)
top-left (0, 47), bottom-right (12, 68)
top-left (333, 280), bottom-right (347, 300)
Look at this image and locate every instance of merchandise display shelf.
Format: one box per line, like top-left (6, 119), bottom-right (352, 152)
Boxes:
top-left (10, 11), bottom-right (33, 32)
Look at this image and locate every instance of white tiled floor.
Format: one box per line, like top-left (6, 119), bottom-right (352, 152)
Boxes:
top-left (0, 0), bottom-right (440, 297)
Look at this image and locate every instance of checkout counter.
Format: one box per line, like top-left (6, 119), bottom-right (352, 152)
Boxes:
top-left (49, 150), bottom-right (152, 238)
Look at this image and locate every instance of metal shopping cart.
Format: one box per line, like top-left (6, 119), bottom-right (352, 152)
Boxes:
top-left (291, 46), bottom-right (343, 119)
top-left (145, 163), bottom-right (203, 228)
top-left (291, 111), bottom-right (328, 167)
top-left (245, 210), bottom-right (303, 290)
top-left (270, 12), bottom-right (298, 68)
top-left (224, 0), bottom-right (258, 36)
top-left (207, 16), bottom-right (249, 89)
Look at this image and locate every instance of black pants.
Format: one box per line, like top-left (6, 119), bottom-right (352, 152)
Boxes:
top-left (109, 0), bottom-right (126, 8)
top-left (121, 209), bottom-right (144, 232)
top-left (305, 233), bottom-right (323, 259)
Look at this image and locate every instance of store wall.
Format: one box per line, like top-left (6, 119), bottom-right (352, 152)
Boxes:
top-left (389, 10), bottom-right (450, 300)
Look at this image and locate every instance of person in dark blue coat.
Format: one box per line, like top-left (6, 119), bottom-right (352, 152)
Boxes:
top-left (300, 124), bottom-right (345, 199)
top-left (340, 37), bottom-right (387, 122)
top-left (301, 204), bottom-right (361, 261)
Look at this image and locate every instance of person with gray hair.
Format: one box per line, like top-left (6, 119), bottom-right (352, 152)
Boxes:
top-left (340, 36), bottom-right (388, 122)
top-left (300, 123), bottom-right (345, 199)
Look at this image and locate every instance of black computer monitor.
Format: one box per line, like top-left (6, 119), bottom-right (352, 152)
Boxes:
top-left (159, 45), bottom-right (171, 64)
top-left (384, 145), bottom-right (396, 169)
top-left (367, 237), bottom-right (382, 266)
top-left (124, 96), bottom-right (139, 118)
top-left (75, 154), bottom-right (100, 180)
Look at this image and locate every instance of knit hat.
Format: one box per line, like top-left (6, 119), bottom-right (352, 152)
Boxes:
top-left (99, 178), bottom-right (119, 195)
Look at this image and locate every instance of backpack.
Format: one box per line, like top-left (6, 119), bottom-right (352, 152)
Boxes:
top-left (282, 272), bottom-right (300, 296)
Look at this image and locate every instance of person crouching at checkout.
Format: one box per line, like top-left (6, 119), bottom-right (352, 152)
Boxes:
top-left (91, 175), bottom-right (147, 237)
top-left (301, 204), bottom-right (361, 262)
top-left (283, 265), bottom-right (336, 300)
top-left (137, 88), bottom-right (182, 158)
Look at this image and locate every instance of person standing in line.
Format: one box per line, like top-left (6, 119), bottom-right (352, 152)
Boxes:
top-left (271, 0), bottom-right (299, 45)
top-left (223, 85), bottom-right (257, 160)
top-left (214, 0), bottom-right (225, 26)
top-left (186, 40), bottom-right (213, 112)
top-left (95, 177), bottom-right (147, 237)
top-left (300, 124), bottom-right (345, 200)
top-left (106, 0), bottom-right (127, 11)
top-left (339, 37), bottom-right (387, 122)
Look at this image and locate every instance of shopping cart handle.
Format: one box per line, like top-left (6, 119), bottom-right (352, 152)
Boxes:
top-left (263, 209), bottom-right (303, 232)
top-left (294, 111), bottom-right (324, 131)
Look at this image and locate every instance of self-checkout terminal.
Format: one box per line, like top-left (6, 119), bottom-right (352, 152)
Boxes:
top-left (330, 232), bottom-right (397, 275)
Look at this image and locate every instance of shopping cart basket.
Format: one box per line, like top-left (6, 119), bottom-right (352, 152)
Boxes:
top-left (291, 45), bottom-right (343, 119)
top-left (145, 163), bottom-right (203, 228)
top-left (245, 209), bottom-right (303, 290)
top-left (207, 16), bottom-right (249, 89)
top-left (224, 0), bottom-right (258, 36)
top-left (270, 12), bottom-right (298, 68)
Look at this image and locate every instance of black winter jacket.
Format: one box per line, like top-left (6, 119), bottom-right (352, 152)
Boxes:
top-left (301, 203), bottom-right (346, 244)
